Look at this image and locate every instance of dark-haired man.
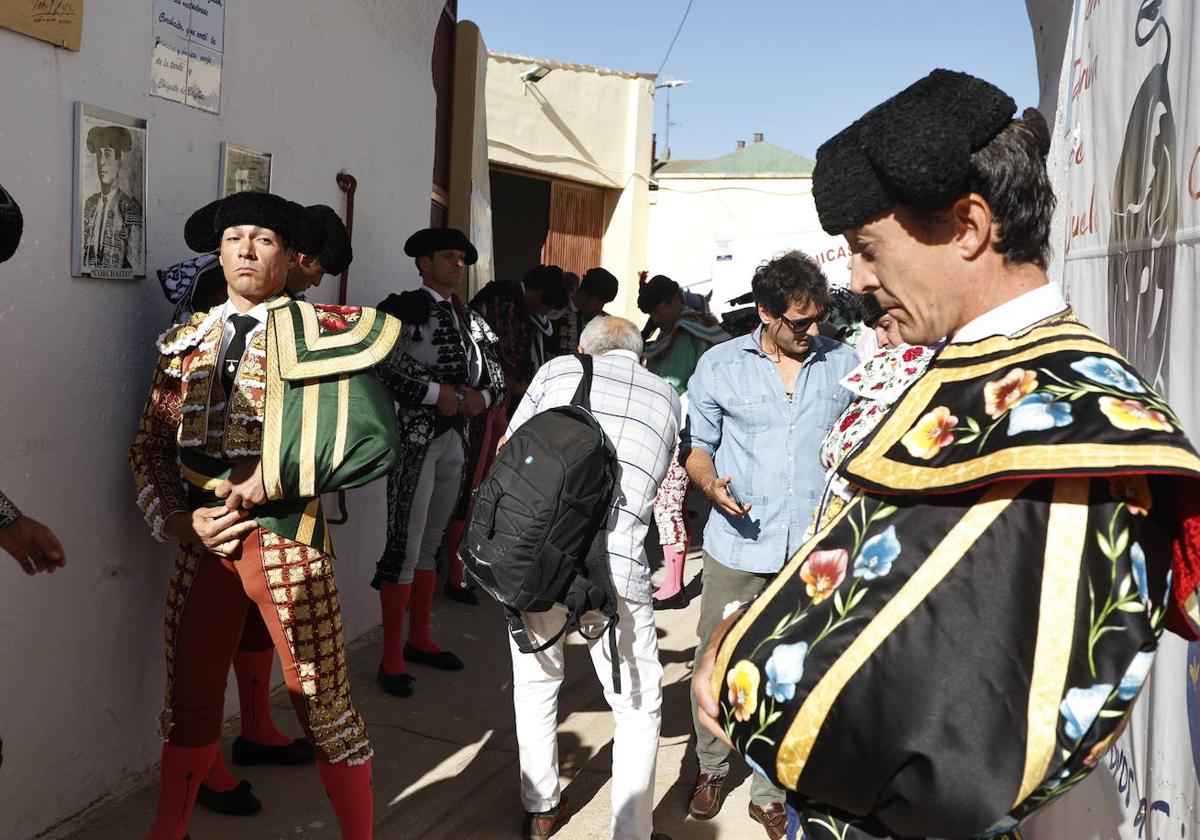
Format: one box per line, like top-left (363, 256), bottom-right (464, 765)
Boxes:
top-left (681, 253), bottom-right (856, 837)
top-left (130, 191), bottom-right (401, 839)
top-left (551, 266), bottom-right (620, 358)
top-left (471, 264), bottom-right (569, 407)
top-left (82, 125), bottom-right (143, 272)
top-left (373, 228), bottom-right (506, 694)
top-left (694, 69), bottom-right (1200, 840)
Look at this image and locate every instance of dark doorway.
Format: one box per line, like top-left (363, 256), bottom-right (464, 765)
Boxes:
top-left (489, 167), bottom-right (550, 284)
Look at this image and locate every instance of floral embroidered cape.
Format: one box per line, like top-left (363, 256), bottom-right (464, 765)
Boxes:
top-left (711, 318), bottom-right (1200, 839)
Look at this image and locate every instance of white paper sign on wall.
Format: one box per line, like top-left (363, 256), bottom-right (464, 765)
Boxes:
top-left (150, 0), bottom-right (224, 114)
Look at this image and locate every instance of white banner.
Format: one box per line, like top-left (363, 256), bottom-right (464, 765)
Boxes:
top-left (1028, 1), bottom-right (1200, 837)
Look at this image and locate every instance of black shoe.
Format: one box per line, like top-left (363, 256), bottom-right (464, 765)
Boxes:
top-left (195, 779), bottom-right (262, 816)
top-left (443, 580), bottom-right (480, 605)
top-left (652, 590), bottom-right (688, 610)
top-left (377, 664), bottom-right (416, 697)
top-left (231, 735), bottom-right (315, 766)
top-left (404, 643), bottom-right (464, 671)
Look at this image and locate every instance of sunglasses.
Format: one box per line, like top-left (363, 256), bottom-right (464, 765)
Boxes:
top-left (777, 308), bottom-right (831, 337)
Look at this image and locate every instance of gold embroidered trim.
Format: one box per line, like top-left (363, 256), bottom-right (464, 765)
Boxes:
top-left (332, 376), bottom-right (350, 471)
top-left (297, 497), bottom-right (321, 545)
top-left (275, 306), bottom-right (403, 379)
top-left (262, 315), bottom-right (286, 500)
top-left (180, 463), bottom-right (223, 491)
top-left (1015, 478), bottom-right (1089, 806)
top-left (846, 337), bottom-right (1200, 492)
top-left (299, 379), bottom-right (320, 496)
top-left (775, 481), bottom-right (1026, 788)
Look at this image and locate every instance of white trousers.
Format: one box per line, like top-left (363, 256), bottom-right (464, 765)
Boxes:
top-left (509, 597), bottom-right (664, 840)
top-left (399, 429), bottom-right (465, 584)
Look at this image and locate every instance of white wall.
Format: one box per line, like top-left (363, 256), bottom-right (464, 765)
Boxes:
top-left (0, 1), bottom-right (445, 836)
top-left (648, 174), bottom-right (849, 311)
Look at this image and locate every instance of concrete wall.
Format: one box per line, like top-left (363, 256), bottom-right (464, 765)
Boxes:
top-left (485, 53), bottom-right (655, 320)
top-left (449, 21), bottom-right (494, 298)
top-left (0, 1), bottom-right (445, 836)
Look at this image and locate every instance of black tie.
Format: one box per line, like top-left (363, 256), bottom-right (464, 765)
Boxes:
top-left (221, 314), bottom-right (258, 396)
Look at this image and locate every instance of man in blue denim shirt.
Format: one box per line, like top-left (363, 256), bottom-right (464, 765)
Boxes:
top-left (681, 252), bottom-right (856, 837)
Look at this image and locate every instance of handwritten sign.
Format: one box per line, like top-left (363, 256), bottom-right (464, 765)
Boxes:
top-left (150, 0), bottom-right (224, 113)
top-left (0, 0), bottom-right (84, 50)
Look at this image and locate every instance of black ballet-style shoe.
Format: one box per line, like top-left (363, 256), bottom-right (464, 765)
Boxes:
top-left (652, 590), bottom-right (688, 610)
top-left (376, 664), bottom-right (416, 697)
top-left (404, 643), bottom-right (464, 671)
top-left (195, 779), bottom-right (262, 816)
top-left (231, 735), bottom-right (315, 767)
top-left (443, 580), bottom-right (480, 606)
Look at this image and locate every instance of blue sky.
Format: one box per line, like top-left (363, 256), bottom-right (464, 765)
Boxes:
top-left (460, 1), bottom-right (1041, 162)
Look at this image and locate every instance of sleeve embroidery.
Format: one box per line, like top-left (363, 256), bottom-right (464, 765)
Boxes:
top-left (129, 353), bottom-right (189, 541)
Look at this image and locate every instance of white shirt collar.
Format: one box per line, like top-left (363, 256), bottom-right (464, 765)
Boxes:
top-left (220, 299), bottom-right (269, 326)
top-left (602, 349), bottom-right (640, 362)
top-left (422, 284), bottom-right (451, 304)
top-left (950, 284), bottom-right (1067, 344)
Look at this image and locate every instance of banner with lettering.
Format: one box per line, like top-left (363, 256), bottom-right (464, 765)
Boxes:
top-left (1026, 1), bottom-right (1200, 838)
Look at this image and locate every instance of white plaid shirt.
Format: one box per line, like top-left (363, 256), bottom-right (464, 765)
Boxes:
top-left (508, 350), bottom-right (682, 602)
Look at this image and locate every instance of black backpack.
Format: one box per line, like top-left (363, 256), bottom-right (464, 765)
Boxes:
top-left (459, 355), bottom-right (625, 690)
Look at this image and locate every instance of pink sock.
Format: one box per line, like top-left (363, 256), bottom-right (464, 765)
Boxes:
top-left (234, 649), bottom-right (294, 746)
top-left (653, 545), bottom-right (687, 600)
top-left (317, 758), bottom-right (374, 840)
top-left (143, 742), bottom-right (218, 840)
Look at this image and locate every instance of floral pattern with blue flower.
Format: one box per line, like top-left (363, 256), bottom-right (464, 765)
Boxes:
top-left (1070, 356), bottom-right (1146, 394)
top-left (1060, 683), bottom-right (1114, 741)
top-left (744, 752), bottom-right (771, 781)
top-left (1117, 650), bottom-right (1156, 701)
top-left (980, 815), bottom-right (1021, 837)
top-left (765, 642), bottom-right (809, 703)
top-left (1130, 541), bottom-right (1149, 607)
top-left (853, 525), bottom-right (900, 581)
top-left (1006, 392), bottom-right (1074, 436)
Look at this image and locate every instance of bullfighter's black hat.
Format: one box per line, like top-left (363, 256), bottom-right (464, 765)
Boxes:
top-left (305, 204), bottom-right (353, 276)
top-left (184, 191), bottom-right (326, 254)
top-left (813, 69), bottom-right (1017, 235)
top-left (403, 227), bottom-right (478, 265)
top-left (0, 182), bottom-right (23, 264)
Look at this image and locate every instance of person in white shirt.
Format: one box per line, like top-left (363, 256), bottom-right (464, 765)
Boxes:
top-left (505, 316), bottom-right (679, 840)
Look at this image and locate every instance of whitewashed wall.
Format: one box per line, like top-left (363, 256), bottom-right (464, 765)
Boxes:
top-left (0, 1), bottom-right (445, 836)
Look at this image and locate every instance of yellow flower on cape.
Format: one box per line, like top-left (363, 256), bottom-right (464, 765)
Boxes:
top-left (984, 368), bottom-right (1039, 418)
top-left (726, 660), bottom-right (761, 723)
top-left (1108, 475), bottom-right (1152, 516)
top-left (901, 406), bottom-right (959, 460)
top-left (1099, 397), bottom-right (1173, 433)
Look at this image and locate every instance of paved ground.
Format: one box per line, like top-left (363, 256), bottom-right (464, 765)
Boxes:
top-left (58, 549), bottom-right (773, 840)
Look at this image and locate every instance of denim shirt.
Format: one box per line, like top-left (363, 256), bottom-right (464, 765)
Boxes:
top-left (683, 330), bottom-right (858, 573)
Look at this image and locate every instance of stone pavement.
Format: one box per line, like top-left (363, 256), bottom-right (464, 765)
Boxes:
top-left (56, 550), bottom-right (773, 840)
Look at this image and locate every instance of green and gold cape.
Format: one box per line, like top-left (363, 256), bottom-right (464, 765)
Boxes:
top-left (712, 319), bottom-right (1200, 838)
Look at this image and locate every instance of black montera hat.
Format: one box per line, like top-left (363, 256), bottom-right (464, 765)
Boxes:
top-left (184, 191), bottom-right (326, 254)
top-left (581, 267), bottom-right (619, 303)
top-left (306, 204), bottom-right (353, 275)
top-left (404, 227), bottom-right (478, 265)
top-left (86, 125), bottom-right (134, 154)
top-left (813, 69), bottom-right (1017, 234)
top-left (0, 183), bottom-right (22, 264)
top-left (637, 274), bottom-right (680, 315)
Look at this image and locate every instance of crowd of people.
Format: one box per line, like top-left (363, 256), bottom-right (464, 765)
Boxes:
top-left (3, 67), bottom-right (1200, 840)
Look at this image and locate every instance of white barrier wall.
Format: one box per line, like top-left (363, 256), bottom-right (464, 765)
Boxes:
top-left (1026, 1), bottom-right (1200, 837)
top-left (0, 1), bottom-right (445, 836)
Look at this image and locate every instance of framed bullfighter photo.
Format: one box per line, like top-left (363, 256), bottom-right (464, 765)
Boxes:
top-left (72, 102), bottom-right (147, 279)
top-left (219, 143), bottom-right (273, 197)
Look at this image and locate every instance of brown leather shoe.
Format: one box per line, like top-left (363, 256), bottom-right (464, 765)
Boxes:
top-left (523, 795), bottom-right (568, 840)
top-left (748, 801), bottom-right (788, 839)
top-left (687, 772), bottom-right (726, 820)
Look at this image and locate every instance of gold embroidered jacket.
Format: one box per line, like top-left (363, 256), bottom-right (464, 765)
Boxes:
top-left (711, 319), bottom-right (1200, 838)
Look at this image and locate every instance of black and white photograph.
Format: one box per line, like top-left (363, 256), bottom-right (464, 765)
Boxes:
top-left (71, 102), bottom-right (147, 279)
top-left (219, 142), bottom-right (272, 197)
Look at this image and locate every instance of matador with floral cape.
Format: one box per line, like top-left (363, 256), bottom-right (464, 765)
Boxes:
top-left (129, 191), bottom-right (401, 839)
top-left (706, 70), bottom-right (1200, 840)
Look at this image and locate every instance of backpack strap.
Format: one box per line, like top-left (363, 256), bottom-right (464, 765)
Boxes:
top-left (570, 353), bottom-right (594, 411)
top-left (506, 607), bottom-right (573, 655)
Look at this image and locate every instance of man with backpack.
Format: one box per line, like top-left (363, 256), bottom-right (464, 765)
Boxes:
top-left (498, 316), bottom-right (679, 840)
